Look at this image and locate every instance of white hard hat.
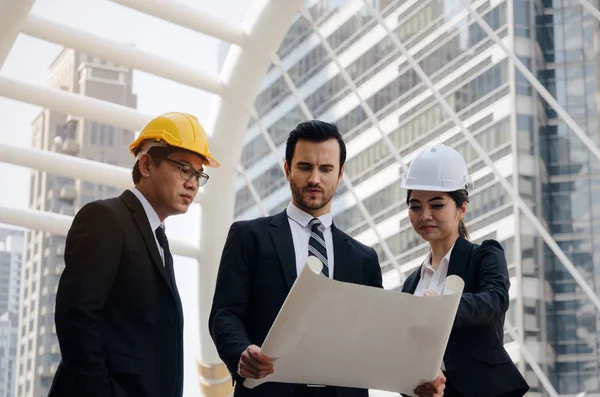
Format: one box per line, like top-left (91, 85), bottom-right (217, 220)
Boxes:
top-left (400, 143), bottom-right (473, 192)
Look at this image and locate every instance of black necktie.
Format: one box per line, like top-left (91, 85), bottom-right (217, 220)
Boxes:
top-left (308, 218), bottom-right (329, 277)
top-left (155, 226), bottom-right (176, 289)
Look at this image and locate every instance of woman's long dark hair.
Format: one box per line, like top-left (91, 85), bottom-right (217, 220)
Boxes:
top-left (406, 189), bottom-right (470, 240)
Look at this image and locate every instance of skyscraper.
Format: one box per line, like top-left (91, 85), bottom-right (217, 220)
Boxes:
top-left (14, 49), bottom-right (137, 397)
top-left (235, 0), bottom-right (600, 395)
top-left (537, 0), bottom-right (600, 393)
top-left (0, 228), bottom-right (24, 397)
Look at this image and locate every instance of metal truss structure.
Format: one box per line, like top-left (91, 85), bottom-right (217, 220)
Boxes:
top-left (2, 0), bottom-right (600, 395)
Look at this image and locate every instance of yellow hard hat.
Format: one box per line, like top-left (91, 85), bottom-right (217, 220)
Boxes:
top-left (129, 112), bottom-right (220, 168)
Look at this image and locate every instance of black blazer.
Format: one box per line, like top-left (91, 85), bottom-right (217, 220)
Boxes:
top-left (209, 210), bottom-right (382, 397)
top-left (48, 190), bottom-right (184, 397)
top-left (402, 237), bottom-right (529, 397)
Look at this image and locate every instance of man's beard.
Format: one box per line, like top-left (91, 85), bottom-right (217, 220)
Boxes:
top-left (290, 180), bottom-right (335, 211)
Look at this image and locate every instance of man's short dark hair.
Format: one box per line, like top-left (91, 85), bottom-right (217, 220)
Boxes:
top-left (285, 120), bottom-right (346, 173)
top-left (132, 146), bottom-right (174, 184)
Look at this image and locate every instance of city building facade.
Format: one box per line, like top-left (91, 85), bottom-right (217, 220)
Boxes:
top-left (0, 228), bottom-right (24, 397)
top-left (14, 49), bottom-right (137, 397)
top-left (235, 0), bottom-right (600, 395)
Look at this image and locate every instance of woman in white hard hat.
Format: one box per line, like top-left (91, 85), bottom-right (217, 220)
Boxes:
top-left (400, 144), bottom-right (529, 397)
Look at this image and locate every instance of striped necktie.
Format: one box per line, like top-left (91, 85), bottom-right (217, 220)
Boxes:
top-left (308, 218), bottom-right (329, 277)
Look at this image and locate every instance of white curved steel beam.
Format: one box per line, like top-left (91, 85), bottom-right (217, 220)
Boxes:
top-left (0, 142), bottom-right (131, 188)
top-left (363, 0), bottom-right (600, 312)
top-left (0, 205), bottom-right (200, 258)
top-left (198, 0), bottom-right (304, 369)
top-left (0, 142), bottom-right (204, 205)
top-left (0, 0), bottom-right (35, 69)
top-left (0, 76), bottom-right (151, 131)
top-left (578, 0), bottom-right (600, 22)
top-left (107, 0), bottom-right (247, 46)
top-left (22, 15), bottom-right (225, 96)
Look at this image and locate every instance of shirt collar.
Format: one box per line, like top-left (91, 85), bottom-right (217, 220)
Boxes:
top-left (129, 187), bottom-right (163, 233)
top-left (420, 243), bottom-right (455, 277)
top-left (286, 202), bottom-right (333, 229)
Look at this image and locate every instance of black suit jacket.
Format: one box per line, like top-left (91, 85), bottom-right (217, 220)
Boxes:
top-left (209, 210), bottom-right (382, 397)
top-left (48, 190), bottom-right (184, 397)
top-left (402, 238), bottom-right (529, 397)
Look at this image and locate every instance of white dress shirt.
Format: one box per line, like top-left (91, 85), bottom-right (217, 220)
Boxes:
top-left (286, 202), bottom-right (335, 278)
top-left (414, 244), bottom-right (455, 297)
top-left (129, 187), bottom-right (165, 265)
top-left (414, 244), bottom-right (455, 371)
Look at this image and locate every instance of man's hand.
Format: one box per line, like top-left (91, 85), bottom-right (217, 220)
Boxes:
top-left (424, 289), bottom-right (440, 297)
top-left (237, 344), bottom-right (274, 379)
top-left (413, 370), bottom-right (446, 397)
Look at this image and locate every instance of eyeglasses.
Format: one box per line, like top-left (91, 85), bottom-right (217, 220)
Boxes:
top-left (164, 158), bottom-right (209, 187)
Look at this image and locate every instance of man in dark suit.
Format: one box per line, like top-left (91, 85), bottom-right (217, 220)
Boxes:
top-left (209, 121), bottom-right (445, 397)
top-left (402, 237), bottom-right (529, 397)
top-left (48, 112), bottom-right (220, 397)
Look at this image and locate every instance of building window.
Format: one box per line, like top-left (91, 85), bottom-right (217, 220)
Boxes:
top-left (99, 124), bottom-right (106, 145)
top-left (91, 122), bottom-right (98, 145)
top-left (106, 126), bottom-right (115, 146)
top-left (55, 125), bottom-right (65, 140)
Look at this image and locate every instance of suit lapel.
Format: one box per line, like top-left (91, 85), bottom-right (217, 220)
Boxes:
top-left (269, 210), bottom-right (297, 290)
top-left (404, 237), bottom-right (471, 294)
top-left (404, 270), bottom-right (421, 294)
top-left (447, 237), bottom-right (472, 280)
top-left (120, 190), bottom-right (171, 286)
top-left (331, 224), bottom-right (355, 283)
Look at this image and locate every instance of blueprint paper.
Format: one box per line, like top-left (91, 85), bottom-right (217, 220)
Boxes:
top-left (244, 256), bottom-right (464, 394)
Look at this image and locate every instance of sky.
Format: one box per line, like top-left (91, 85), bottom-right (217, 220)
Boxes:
top-left (0, 1), bottom-right (250, 396)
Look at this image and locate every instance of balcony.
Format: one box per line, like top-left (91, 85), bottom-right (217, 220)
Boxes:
top-left (61, 139), bottom-right (79, 154)
top-left (58, 206), bottom-right (74, 216)
top-left (545, 343), bottom-right (557, 368)
top-left (51, 137), bottom-right (63, 152)
top-left (59, 186), bottom-right (77, 200)
top-left (49, 363), bottom-right (58, 377)
top-left (63, 118), bottom-right (78, 138)
top-left (54, 264), bottom-right (63, 276)
top-left (52, 136), bottom-right (79, 155)
top-left (36, 363), bottom-right (58, 378)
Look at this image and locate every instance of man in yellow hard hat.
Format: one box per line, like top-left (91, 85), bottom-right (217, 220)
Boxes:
top-left (48, 112), bottom-right (219, 397)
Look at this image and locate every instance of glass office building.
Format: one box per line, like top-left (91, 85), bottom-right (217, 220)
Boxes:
top-left (234, 0), bottom-right (600, 395)
top-left (538, 0), bottom-right (600, 394)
